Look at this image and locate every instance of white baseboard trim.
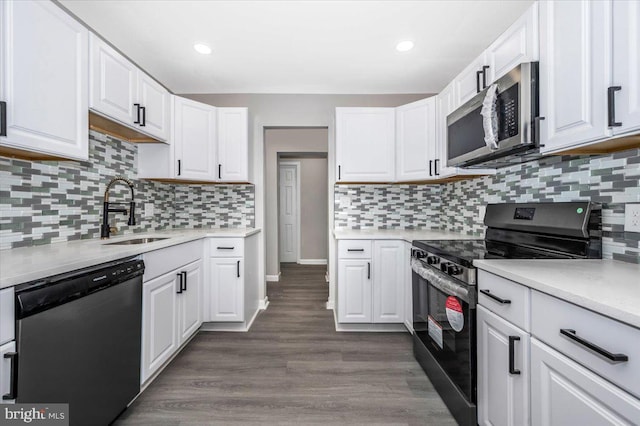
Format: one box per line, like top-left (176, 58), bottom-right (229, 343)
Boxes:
top-left (335, 321), bottom-right (408, 333)
top-left (259, 297), bottom-right (270, 310)
top-left (404, 320), bottom-right (414, 335)
top-left (298, 258), bottom-right (327, 265)
top-left (325, 272), bottom-right (329, 283)
top-left (266, 273), bottom-right (281, 282)
top-left (326, 299), bottom-right (335, 310)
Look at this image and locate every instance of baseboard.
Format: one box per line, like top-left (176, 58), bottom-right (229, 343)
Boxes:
top-left (404, 319), bottom-right (414, 335)
top-left (298, 258), bottom-right (327, 265)
top-left (266, 272), bottom-right (281, 282)
top-left (326, 299), bottom-right (335, 310)
top-left (325, 271), bottom-right (329, 283)
top-left (335, 321), bottom-right (408, 333)
top-left (259, 297), bottom-right (269, 310)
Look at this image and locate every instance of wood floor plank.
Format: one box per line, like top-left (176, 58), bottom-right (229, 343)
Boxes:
top-left (115, 263), bottom-right (456, 425)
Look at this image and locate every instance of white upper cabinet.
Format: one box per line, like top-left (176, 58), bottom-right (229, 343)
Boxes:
top-left (0, 0), bottom-right (88, 160)
top-left (137, 71), bottom-right (171, 141)
top-left (336, 107), bottom-right (395, 182)
top-left (217, 107), bottom-right (249, 182)
top-left (173, 96), bottom-right (217, 181)
top-left (89, 33), bottom-right (171, 142)
top-left (539, 0), bottom-right (612, 153)
top-left (485, 2), bottom-right (539, 85)
top-left (89, 33), bottom-right (137, 128)
top-left (396, 98), bottom-right (437, 182)
top-left (612, 0), bottom-right (640, 135)
top-left (454, 53), bottom-right (489, 106)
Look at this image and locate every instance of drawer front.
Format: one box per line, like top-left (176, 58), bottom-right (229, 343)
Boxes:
top-left (143, 239), bottom-right (203, 282)
top-left (209, 238), bottom-right (244, 257)
top-left (338, 240), bottom-right (372, 259)
top-left (0, 288), bottom-right (14, 346)
top-left (532, 290), bottom-right (640, 399)
top-left (478, 270), bottom-right (531, 332)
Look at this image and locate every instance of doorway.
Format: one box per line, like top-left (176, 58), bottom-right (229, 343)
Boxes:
top-left (278, 162), bottom-right (300, 263)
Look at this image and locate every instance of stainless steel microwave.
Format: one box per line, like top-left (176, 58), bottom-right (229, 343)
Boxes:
top-left (447, 62), bottom-right (540, 168)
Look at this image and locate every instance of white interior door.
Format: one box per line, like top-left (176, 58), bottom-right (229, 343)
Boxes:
top-left (279, 163), bottom-right (299, 263)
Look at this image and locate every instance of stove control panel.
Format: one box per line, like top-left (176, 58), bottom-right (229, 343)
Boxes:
top-left (411, 246), bottom-right (476, 285)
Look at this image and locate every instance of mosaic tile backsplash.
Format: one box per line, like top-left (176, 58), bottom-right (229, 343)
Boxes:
top-left (335, 148), bottom-right (640, 264)
top-left (0, 131), bottom-right (255, 250)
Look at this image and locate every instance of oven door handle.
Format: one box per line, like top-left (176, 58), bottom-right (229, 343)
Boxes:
top-left (411, 259), bottom-right (474, 305)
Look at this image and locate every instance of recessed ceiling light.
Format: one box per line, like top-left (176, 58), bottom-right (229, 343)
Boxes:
top-left (193, 43), bottom-right (212, 55)
top-left (396, 40), bottom-right (415, 52)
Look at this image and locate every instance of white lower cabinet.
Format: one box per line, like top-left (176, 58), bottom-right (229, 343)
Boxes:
top-left (178, 260), bottom-right (204, 342)
top-left (477, 305), bottom-right (530, 426)
top-left (531, 338), bottom-right (640, 426)
top-left (209, 257), bottom-right (244, 322)
top-left (337, 240), bottom-right (404, 324)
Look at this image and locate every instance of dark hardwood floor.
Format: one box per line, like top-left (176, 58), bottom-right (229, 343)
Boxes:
top-left (116, 263), bottom-right (456, 425)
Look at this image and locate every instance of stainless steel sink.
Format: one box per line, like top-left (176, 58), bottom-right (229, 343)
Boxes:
top-left (104, 237), bottom-right (169, 245)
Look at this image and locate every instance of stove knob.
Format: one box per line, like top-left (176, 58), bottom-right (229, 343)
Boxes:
top-left (426, 256), bottom-right (440, 265)
top-left (413, 250), bottom-right (427, 259)
top-left (447, 265), bottom-right (463, 276)
top-left (440, 262), bottom-right (451, 272)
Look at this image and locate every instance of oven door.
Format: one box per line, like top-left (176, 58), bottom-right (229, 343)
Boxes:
top-left (412, 259), bottom-right (476, 403)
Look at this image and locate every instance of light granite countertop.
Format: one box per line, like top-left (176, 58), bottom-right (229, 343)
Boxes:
top-left (0, 228), bottom-right (260, 288)
top-left (474, 259), bottom-right (640, 329)
top-left (333, 228), bottom-right (480, 243)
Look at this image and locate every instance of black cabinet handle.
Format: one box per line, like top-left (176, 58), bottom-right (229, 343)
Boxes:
top-left (218, 164), bottom-right (222, 179)
top-left (434, 159), bottom-right (440, 176)
top-left (177, 159), bottom-right (181, 176)
top-left (140, 106), bottom-right (146, 127)
top-left (0, 101), bottom-right (7, 137)
top-left (508, 336), bottom-right (521, 375)
top-left (367, 262), bottom-right (371, 279)
top-left (134, 103), bottom-right (140, 124)
top-left (482, 65), bottom-right (490, 89)
top-left (177, 273), bottom-right (183, 294)
top-left (429, 160), bottom-right (433, 177)
top-left (476, 71), bottom-right (483, 93)
top-left (237, 260), bottom-right (241, 278)
top-left (338, 165), bottom-right (341, 181)
top-left (217, 246), bottom-right (235, 250)
top-left (560, 329), bottom-right (628, 363)
top-left (479, 289), bottom-right (511, 305)
top-left (182, 271), bottom-right (187, 292)
top-left (347, 248), bottom-right (364, 252)
top-left (2, 352), bottom-right (17, 400)
top-left (608, 86), bottom-right (622, 127)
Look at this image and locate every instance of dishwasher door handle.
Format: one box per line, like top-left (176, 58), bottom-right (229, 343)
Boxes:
top-left (2, 352), bottom-right (18, 400)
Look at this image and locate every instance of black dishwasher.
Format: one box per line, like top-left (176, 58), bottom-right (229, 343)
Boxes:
top-left (14, 257), bottom-right (144, 426)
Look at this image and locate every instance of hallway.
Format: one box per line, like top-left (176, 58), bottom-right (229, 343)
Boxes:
top-left (117, 264), bottom-right (456, 425)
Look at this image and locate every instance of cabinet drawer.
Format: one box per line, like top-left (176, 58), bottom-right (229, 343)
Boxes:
top-left (0, 288), bottom-right (14, 346)
top-left (338, 240), bottom-right (372, 259)
top-left (478, 270), bottom-right (531, 332)
top-left (143, 240), bottom-right (203, 282)
top-left (209, 238), bottom-right (244, 257)
top-left (532, 290), bottom-right (640, 399)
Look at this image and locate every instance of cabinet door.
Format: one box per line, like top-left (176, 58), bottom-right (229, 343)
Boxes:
top-left (454, 53), bottom-right (488, 106)
top-left (0, 341), bottom-right (16, 404)
top-left (336, 108), bottom-right (395, 182)
top-left (89, 33), bottom-right (137, 128)
top-left (396, 98), bottom-right (437, 182)
top-left (209, 257), bottom-right (244, 322)
top-left (436, 82), bottom-right (458, 178)
top-left (217, 107), bottom-right (248, 182)
top-left (485, 2), bottom-right (539, 85)
top-left (0, 0), bottom-right (88, 160)
top-left (531, 338), bottom-right (640, 426)
top-left (138, 71), bottom-right (171, 141)
top-left (372, 241), bottom-right (404, 323)
top-left (142, 271), bottom-right (179, 383)
top-left (539, 0), bottom-right (612, 153)
top-left (179, 260), bottom-right (203, 344)
top-left (477, 305), bottom-right (530, 426)
top-left (337, 259), bottom-right (372, 323)
top-left (174, 96), bottom-right (217, 180)
top-left (612, 0), bottom-right (640, 135)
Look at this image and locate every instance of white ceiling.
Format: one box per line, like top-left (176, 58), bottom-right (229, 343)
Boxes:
top-left (60, 0), bottom-right (534, 94)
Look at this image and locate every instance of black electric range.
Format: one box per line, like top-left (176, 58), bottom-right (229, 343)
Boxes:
top-left (410, 202), bottom-right (602, 426)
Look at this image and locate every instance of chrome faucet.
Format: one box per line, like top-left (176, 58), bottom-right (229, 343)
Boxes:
top-left (101, 176), bottom-right (136, 239)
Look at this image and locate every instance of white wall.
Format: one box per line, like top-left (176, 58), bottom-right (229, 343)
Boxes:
top-left (181, 93), bottom-right (429, 309)
top-left (267, 128), bottom-right (328, 276)
top-left (299, 157), bottom-right (328, 261)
